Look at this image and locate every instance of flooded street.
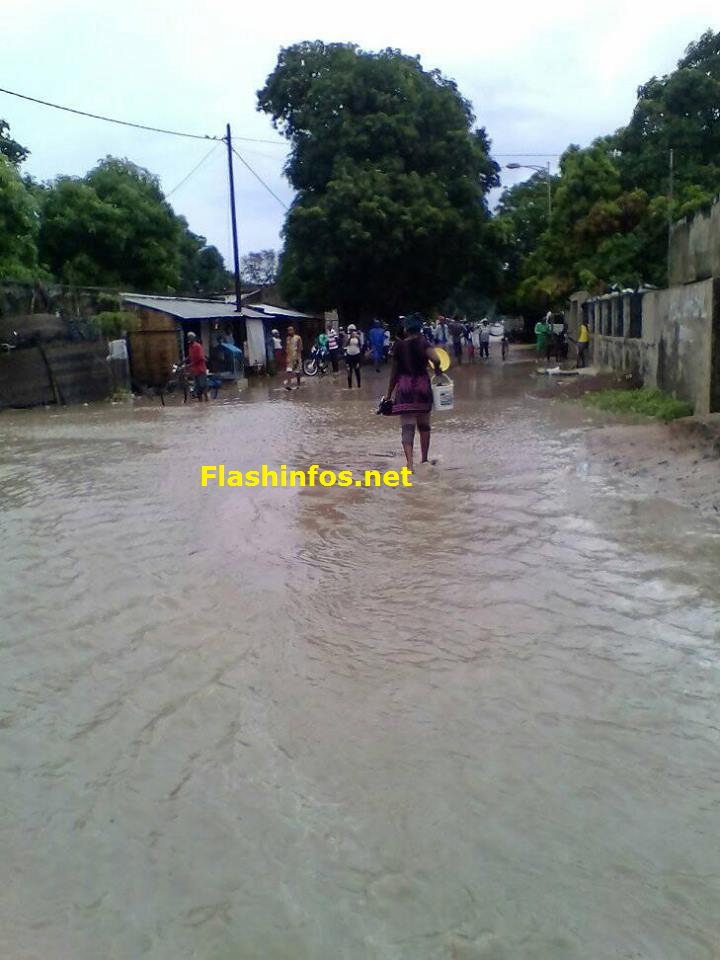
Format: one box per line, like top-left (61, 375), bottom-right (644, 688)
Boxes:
top-left (2, 360), bottom-right (719, 960)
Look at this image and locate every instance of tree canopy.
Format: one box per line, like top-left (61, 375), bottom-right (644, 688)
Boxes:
top-left (258, 42), bottom-right (500, 320)
top-left (241, 249), bottom-right (279, 287)
top-left (0, 121), bottom-right (230, 293)
top-left (0, 120), bottom-right (29, 166)
top-left (39, 158), bottom-right (189, 290)
top-left (497, 29), bottom-right (720, 313)
top-left (179, 225), bottom-right (231, 296)
top-left (0, 156), bottom-right (40, 281)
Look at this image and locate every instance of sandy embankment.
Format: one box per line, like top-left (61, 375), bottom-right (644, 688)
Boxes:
top-left (546, 368), bottom-right (720, 518)
top-left (586, 416), bottom-right (720, 518)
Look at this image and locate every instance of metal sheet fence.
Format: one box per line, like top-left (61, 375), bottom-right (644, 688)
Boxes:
top-left (0, 342), bottom-right (111, 409)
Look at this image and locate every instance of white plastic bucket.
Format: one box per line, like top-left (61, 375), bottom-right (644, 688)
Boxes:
top-left (431, 373), bottom-right (454, 412)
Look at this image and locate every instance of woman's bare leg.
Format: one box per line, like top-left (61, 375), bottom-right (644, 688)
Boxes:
top-left (418, 412), bottom-right (432, 462)
top-left (400, 415), bottom-right (415, 471)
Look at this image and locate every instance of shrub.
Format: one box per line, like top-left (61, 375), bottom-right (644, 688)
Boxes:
top-left (93, 310), bottom-right (139, 339)
top-left (582, 387), bottom-right (693, 422)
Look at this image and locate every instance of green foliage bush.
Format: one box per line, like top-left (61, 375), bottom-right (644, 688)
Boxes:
top-left (94, 310), bottom-right (139, 339)
top-left (582, 387), bottom-right (693, 422)
top-left (96, 292), bottom-right (121, 311)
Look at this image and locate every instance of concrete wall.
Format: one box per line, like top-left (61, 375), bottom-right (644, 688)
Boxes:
top-left (583, 292), bottom-right (644, 375)
top-left (566, 290), bottom-right (589, 342)
top-left (569, 200), bottom-right (720, 413)
top-left (669, 198), bottom-right (720, 286)
top-left (591, 336), bottom-right (644, 381)
top-left (580, 281), bottom-right (720, 414)
top-left (641, 278), bottom-right (719, 416)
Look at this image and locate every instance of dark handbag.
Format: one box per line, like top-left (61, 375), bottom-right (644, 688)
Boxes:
top-left (376, 396), bottom-right (394, 416)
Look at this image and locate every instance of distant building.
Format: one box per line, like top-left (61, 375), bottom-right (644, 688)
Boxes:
top-left (121, 294), bottom-right (323, 387)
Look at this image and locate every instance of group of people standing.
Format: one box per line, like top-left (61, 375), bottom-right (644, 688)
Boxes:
top-left (534, 312), bottom-right (590, 368)
top-left (273, 321), bottom-right (393, 390)
top-left (272, 313), bottom-right (508, 393)
top-left (183, 309), bottom-right (589, 471)
top-left (422, 316), bottom-right (503, 363)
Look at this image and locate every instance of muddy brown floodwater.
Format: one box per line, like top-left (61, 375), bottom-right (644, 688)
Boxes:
top-left (1, 359), bottom-right (719, 960)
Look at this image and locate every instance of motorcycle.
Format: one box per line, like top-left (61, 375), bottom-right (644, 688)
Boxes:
top-left (303, 343), bottom-right (331, 377)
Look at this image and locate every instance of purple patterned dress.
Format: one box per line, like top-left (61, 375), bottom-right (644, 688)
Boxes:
top-left (391, 336), bottom-right (433, 414)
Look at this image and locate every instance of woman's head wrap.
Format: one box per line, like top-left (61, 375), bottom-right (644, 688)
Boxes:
top-left (404, 313), bottom-right (423, 333)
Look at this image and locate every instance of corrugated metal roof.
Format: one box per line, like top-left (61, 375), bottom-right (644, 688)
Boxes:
top-left (121, 294), bottom-right (318, 322)
top-left (121, 294), bottom-right (267, 321)
top-left (251, 303), bottom-right (321, 320)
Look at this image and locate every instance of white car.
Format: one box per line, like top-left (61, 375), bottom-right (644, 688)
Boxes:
top-left (489, 321), bottom-right (505, 338)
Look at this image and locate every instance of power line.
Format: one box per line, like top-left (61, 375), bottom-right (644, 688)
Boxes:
top-left (231, 146), bottom-right (289, 210)
top-left (0, 85), bottom-right (287, 146)
top-left (0, 85), bottom-right (223, 141)
top-left (166, 142), bottom-right (221, 198)
top-left (226, 134), bottom-right (287, 146)
top-left (2, 85), bottom-right (562, 157)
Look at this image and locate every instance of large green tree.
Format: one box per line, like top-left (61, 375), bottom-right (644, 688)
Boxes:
top-left (0, 119), bottom-right (230, 291)
top-left (178, 224), bottom-right (231, 295)
top-left (497, 29), bottom-right (720, 313)
top-left (514, 142), bottom-right (664, 306)
top-left (616, 30), bottom-right (720, 207)
top-left (494, 172), bottom-right (556, 312)
top-left (39, 157), bottom-right (185, 290)
top-left (258, 42), bottom-right (500, 320)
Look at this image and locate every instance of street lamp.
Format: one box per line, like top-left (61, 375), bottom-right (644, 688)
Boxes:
top-left (506, 161), bottom-right (552, 220)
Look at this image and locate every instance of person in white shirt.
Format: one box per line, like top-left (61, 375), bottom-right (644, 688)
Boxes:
top-left (271, 328), bottom-right (283, 372)
top-left (344, 324), bottom-right (362, 388)
top-left (479, 320), bottom-right (491, 360)
top-left (470, 324), bottom-right (481, 361)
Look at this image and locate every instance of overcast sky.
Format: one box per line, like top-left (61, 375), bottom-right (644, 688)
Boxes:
top-left (3, 0), bottom-right (718, 267)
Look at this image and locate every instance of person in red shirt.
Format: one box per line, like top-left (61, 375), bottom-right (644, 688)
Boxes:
top-left (186, 331), bottom-right (209, 401)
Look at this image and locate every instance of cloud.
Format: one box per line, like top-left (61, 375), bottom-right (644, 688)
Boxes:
top-left (3, 0), bottom-right (718, 266)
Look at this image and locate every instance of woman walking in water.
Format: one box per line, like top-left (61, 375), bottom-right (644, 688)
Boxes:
top-left (386, 314), bottom-right (443, 471)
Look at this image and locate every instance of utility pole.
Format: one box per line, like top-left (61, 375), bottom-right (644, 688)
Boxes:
top-left (225, 123), bottom-right (242, 312)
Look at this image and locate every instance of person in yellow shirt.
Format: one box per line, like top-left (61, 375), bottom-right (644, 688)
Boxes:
top-left (576, 320), bottom-right (590, 369)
